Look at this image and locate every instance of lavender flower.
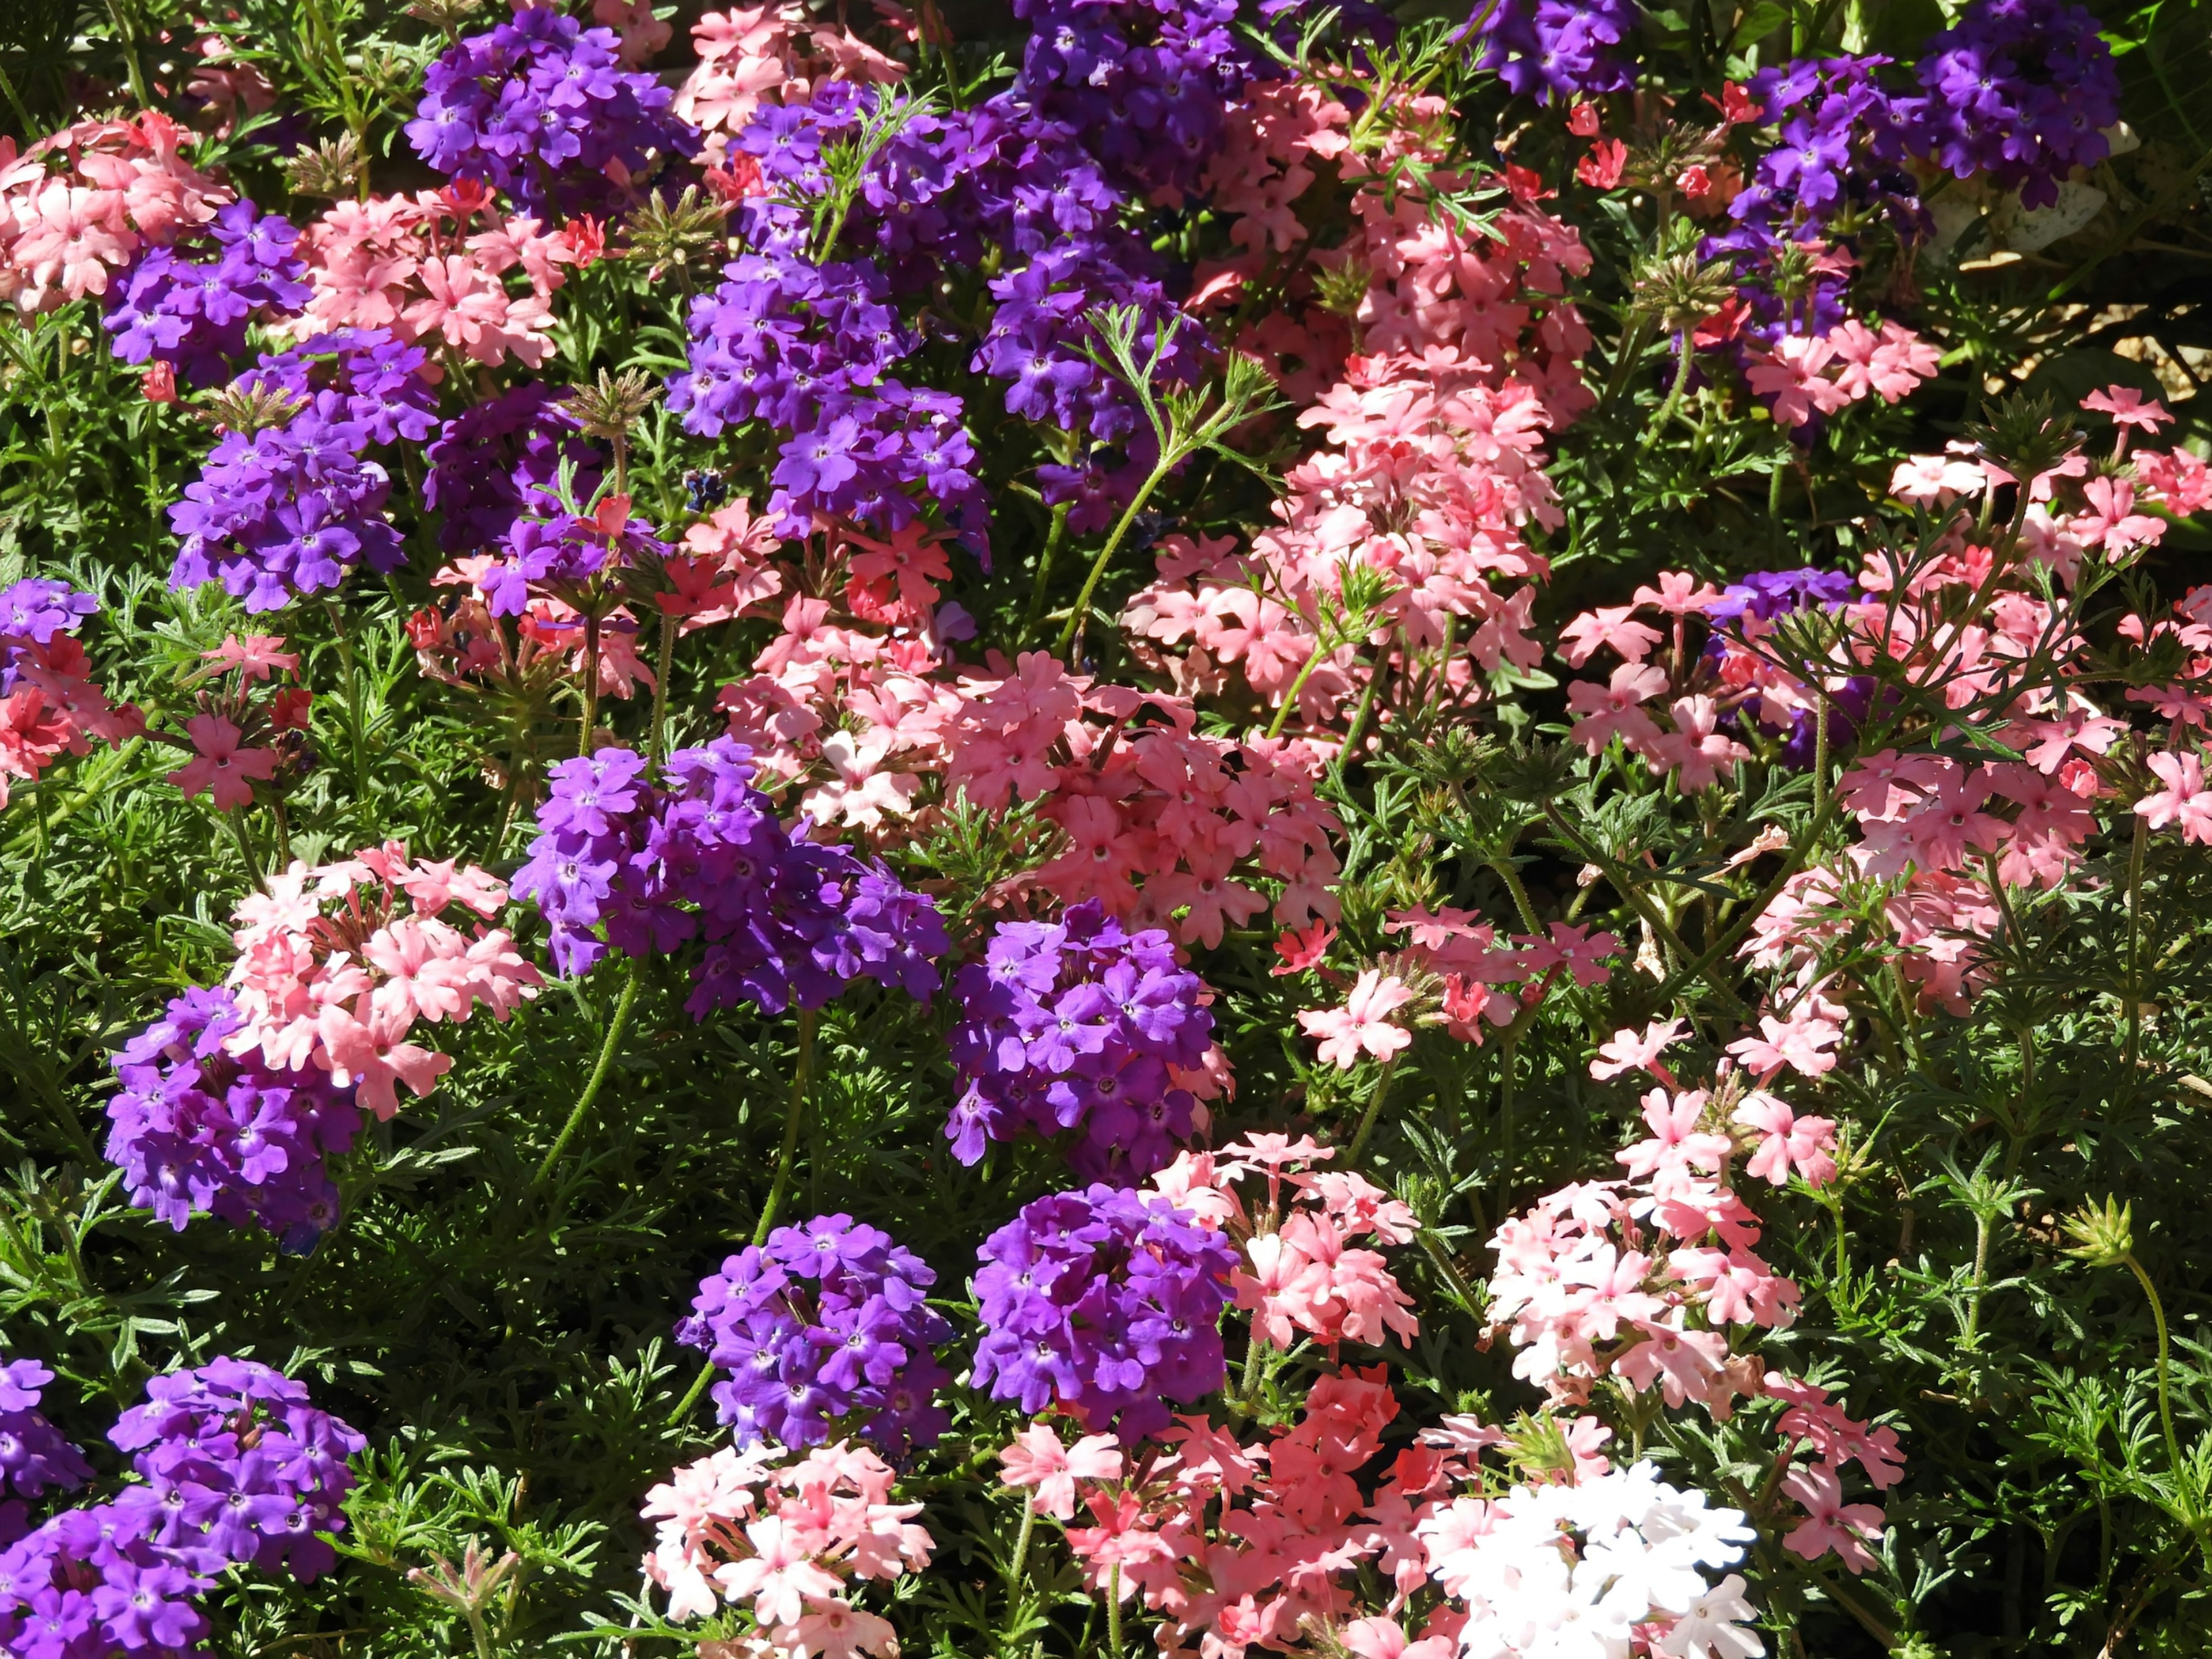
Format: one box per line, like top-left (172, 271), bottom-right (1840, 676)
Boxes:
top-left (0, 581), bottom-right (97, 696)
top-left (0, 1362), bottom-right (93, 1550)
top-left (972, 1183), bottom-right (1236, 1443)
top-left (1899, 0), bottom-right (2120, 209)
top-left (0, 1361), bottom-right (361, 1659)
top-left (677, 1214), bottom-right (952, 1457)
top-left (101, 201), bottom-right (310, 388)
top-left (1468, 0), bottom-right (1641, 104)
top-left (406, 1), bottom-right (698, 215)
top-left (167, 329), bottom-right (439, 611)
top-left (423, 384), bottom-right (603, 555)
top-left (106, 988), bottom-right (361, 1251)
top-left (947, 900), bottom-right (1213, 1183)
top-left (511, 738), bottom-right (947, 1018)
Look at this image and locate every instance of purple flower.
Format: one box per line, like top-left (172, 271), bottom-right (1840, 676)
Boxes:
top-left (105, 988), bottom-right (361, 1249)
top-left (168, 329), bottom-right (437, 612)
top-left (101, 202), bottom-right (310, 388)
top-left (1468, 0), bottom-right (1640, 104)
top-left (423, 384), bottom-right (604, 555)
top-left (512, 738), bottom-right (948, 1017)
top-left (406, 2), bottom-right (699, 215)
top-left (0, 581), bottom-right (97, 697)
top-left (679, 1215), bottom-right (952, 1456)
top-left (948, 900), bottom-right (1212, 1183)
top-left (972, 1183), bottom-right (1236, 1442)
top-left (0, 1362), bottom-right (93, 1550)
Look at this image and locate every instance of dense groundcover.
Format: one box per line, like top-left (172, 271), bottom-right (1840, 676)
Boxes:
top-left (7, 0), bottom-right (2212, 1653)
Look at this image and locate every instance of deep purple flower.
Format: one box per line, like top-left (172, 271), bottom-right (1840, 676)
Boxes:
top-left (512, 738), bottom-right (948, 1016)
top-left (973, 1183), bottom-right (1236, 1442)
top-left (406, 2), bottom-right (699, 215)
top-left (101, 202), bottom-right (310, 387)
top-left (423, 384), bottom-right (604, 554)
top-left (1468, 0), bottom-right (1640, 104)
top-left (948, 900), bottom-right (1212, 1183)
top-left (679, 1215), bottom-right (952, 1456)
top-left (106, 987), bottom-right (361, 1249)
top-left (0, 581), bottom-right (98, 697)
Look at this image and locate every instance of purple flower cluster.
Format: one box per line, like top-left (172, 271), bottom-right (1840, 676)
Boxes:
top-left (482, 498), bottom-right (667, 618)
top-left (1468, 0), bottom-right (1640, 105)
top-left (168, 329), bottom-right (438, 611)
top-left (101, 202), bottom-right (309, 388)
top-left (105, 988), bottom-right (361, 1251)
top-left (676, 1214), bottom-right (952, 1457)
top-left (946, 900), bottom-right (1213, 1183)
top-left (423, 383), bottom-right (603, 555)
top-left (406, 1), bottom-right (697, 215)
top-left (1009, 0), bottom-right (1253, 199)
top-left (512, 739), bottom-right (947, 1018)
top-left (1898, 0), bottom-right (2120, 209)
top-left (0, 1360), bottom-right (362, 1659)
top-left (0, 1362), bottom-right (93, 1550)
top-left (670, 88), bottom-right (984, 544)
top-left (974, 1184), bottom-right (1236, 1443)
top-left (0, 581), bottom-right (97, 696)
top-left (1705, 566), bottom-right (1869, 766)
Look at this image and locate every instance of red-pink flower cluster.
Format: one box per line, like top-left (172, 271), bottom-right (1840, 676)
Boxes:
top-left (1149, 1135), bottom-right (1420, 1355)
top-left (221, 842), bottom-right (543, 1118)
top-left (0, 637), bottom-right (143, 809)
top-left (0, 112), bottom-right (228, 312)
top-left (640, 1440), bottom-right (933, 1658)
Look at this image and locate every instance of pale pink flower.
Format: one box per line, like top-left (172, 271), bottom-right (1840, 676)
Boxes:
top-left (1781, 1463), bottom-right (1885, 1574)
top-left (1299, 969), bottom-right (1416, 1067)
top-left (2135, 751), bottom-right (2212, 844)
top-left (1589, 1017), bottom-right (1686, 1082)
top-left (999, 1426), bottom-right (1123, 1520)
top-left (1732, 1092), bottom-right (1839, 1188)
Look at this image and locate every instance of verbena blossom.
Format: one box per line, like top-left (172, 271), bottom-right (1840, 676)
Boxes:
top-left (1150, 1135), bottom-right (1421, 1354)
top-left (168, 329), bottom-right (440, 611)
top-left (639, 1440), bottom-right (931, 1651)
top-left (0, 1360), bottom-right (362, 1659)
top-left (107, 987), bottom-right (361, 1249)
top-left (972, 1183), bottom-right (1238, 1442)
top-left (945, 899), bottom-right (1215, 1182)
top-left (407, 2), bottom-right (699, 216)
top-left (422, 382), bottom-right (600, 554)
top-left (0, 1362), bottom-right (92, 1549)
top-left (1468, 0), bottom-right (1641, 105)
top-left (220, 841), bottom-right (542, 1119)
top-left (676, 1214), bottom-right (952, 1457)
top-left (0, 583), bottom-right (143, 811)
top-left (510, 738), bottom-right (946, 1016)
top-left (101, 200), bottom-right (309, 387)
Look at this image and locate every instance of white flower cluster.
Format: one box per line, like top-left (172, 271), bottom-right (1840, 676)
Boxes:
top-left (1416, 1462), bottom-right (1763, 1659)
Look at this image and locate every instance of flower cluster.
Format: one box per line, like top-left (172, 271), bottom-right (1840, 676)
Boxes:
top-left (407, 2), bottom-right (697, 216)
top-left (639, 1440), bottom-right (932, 1653)
top-left (972, 1183), bottom-right (1238, 1442)
top-left (0, 1359), bottom-right (362, 1659)
top-left (168, 329), bottom-right (440, 611)
top-left (1900, 0), bottom-right (2121, 208)
top-left (106, 986), bottom-right (360, 1248)
top-left (0, 112), bottom-right (228, 313)
top-left (220, 841), bottom-right (541, 1119)
top-left (512, 739), bottom-right (946, 1016)
top-left (101, 200), bottom-right (308, 388)
top-left (1152, 1135), bottom-right (1421, 1355)
top-left (677, 1214), bottom-right (952, 1457)
top-left (0, 583), bottom-right (142, 812)
top-left (946, 899), bottom-right (1215, 1181)
top-left (422, 382), bottom-right (600, 554)
top-left (1470, 0), bottom-right (1641, 105)
top-left (0, 1362), bottom-right (92, 1549)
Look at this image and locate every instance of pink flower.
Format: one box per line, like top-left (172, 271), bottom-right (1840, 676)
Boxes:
top-left (315, 998), bottom-right (453, 1121)
top-left (1558, 605), bottom-right (1662, 667)
top-left (779, 1602), bottom-right (897, 1659)
top-left (998, 1426), bottom-right (1123, 1520)
top-left (1781, 1463), bottom-right (1885, 1574)
top-left (1567, 661), bottom-right (1668, 753)
top-left (2084, 384), bottom-right (2171, 433)
top-left (1299, 970), bottom-right (1415, 1068)
top-left (199, 633), bottom-right (298, 681)
top-left (1589, 1017), bottom-right (1685, 1082)
top-left (166, 714), bottom-right (276, 810)
top-left (2136, 751), bottom-right (2212, 844)
top-left (1633, 571), bottom-right (1722, 615)
top-left (1745, 334), bottom-right (1855, 427)
top-left (1732, 1091), bottom-right (1838, 1187)
top-left (1725, 1000), bottom-right (1843, 1083)
top-left (1270, 919), bottom-right (1335, 975)
top-left (716, 1514), bottom-right (846, 1628)
top-left (1575, 138), bottom-right (1627, 188)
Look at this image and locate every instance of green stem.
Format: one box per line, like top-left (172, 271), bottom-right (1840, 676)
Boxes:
top-left (2124, 806), bottom-right (2148, 1070)
top-left (1346, 1058), bottom-right (1397, 1164)
top-left (1635, 334), bottom-right (1696, 453)
top-left (1003, 1502), bottom-right (1036, 1597)
top-left (1266, 630), bottom-right (1336, 740)
top-left (532, 960), bottom-right (642, 1189)
top-left (665, 1361), bottom-right (715, 1429)
top-left (103, 0), bottom-right (151, 108)
top-left (753, 1007), bottom-right (819, 1245)
top-left (1056, 461), bottom-right (1173, 661)
top-left (1024, 501), bottom-right (1071, 644)
top-left (1104, 1563), bottom-right (1123, 1659)
top-left (649, 611), bottom-right (677, 765)
top-left (577, 612), bottom-right (602, 758)
top-left (2124, 1253), bottom-right (2182, 1476)
top-left (1964, 1211), bottom-right (1993, 1347)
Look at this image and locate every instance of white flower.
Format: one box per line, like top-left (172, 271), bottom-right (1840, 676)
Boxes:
top-left (1651, 1573), bottom-right (1764, 1659)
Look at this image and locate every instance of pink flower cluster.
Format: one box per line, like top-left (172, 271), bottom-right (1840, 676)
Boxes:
top-left (1489, 1052), bottom-right (1902, 1575)
top-left (290, 184), bottom-right (585, 373)
top-left (641, 1440), bottom-right (933, 1659)
top-left (413, 553), bottom-right (660, 706)
top-left (165, 633), bottom-right (313, 813)
top-left (1743, 319), bottom-right (1939, 429)
top-left (673, 5), bottom-right (904, 175)
top-left (1127, 84), bottom-right (1592, 735)
top-left (221, 842), bottom-right (543, 1118)
top-left (0, 637), bottom-right (143, 809)
top-left (0, 112), bottom-right (228, 312)
top-left (1149, 1135), bottom-right (1420, 1355)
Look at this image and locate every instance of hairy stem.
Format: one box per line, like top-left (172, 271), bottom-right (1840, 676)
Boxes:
top-left (532, 959), bottom-right (642, 1190)
top-left (1057, 461), bottom-right (1172, 662)
top-left (1347, 1058), bottom-right (1398, 1165)
top-left (650, 611), bottom-right (678, 765)
top-left (2124, 1252), bottom-right (2182, 1476)
top-left (1024, 501), bottom-right (1071, 645)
